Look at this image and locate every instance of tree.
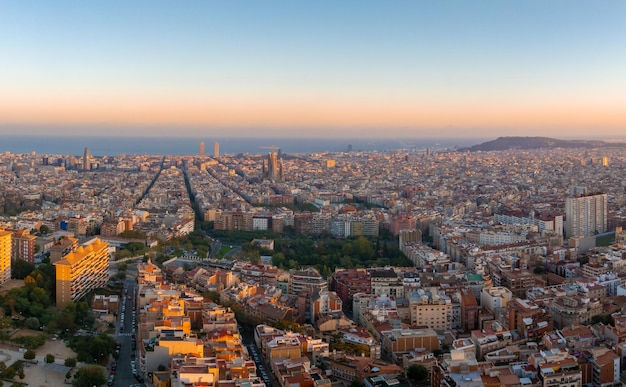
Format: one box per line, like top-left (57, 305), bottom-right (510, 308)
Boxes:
top-left (353, 236), bottom-right (375, 260)
top-left (23, 350), bottom-right (36, 360)
top-left (68, 334), bottom-right (117, 364)
top-left (591, 314), bottom-right (614, 326)
top-left (72, 365), bottom-right (107, 387)
top-left (25, 317), bottom-right (40, 330)
top-left (119, 230), bottom-right (147, 239)
top-left (65, 357), bottom-right (77, 367)
top-left (272, 252), bottom-right (286, 268)
top-left (23, 275), bottom-right (36, 288)
top-left (29, 287), bottom-right (50, 307)
top-left (201, 291), bottom-right (220, 304)
top-left (11, 259), bottom-right (35, 280)
top-left (2, 366), bottom-right (15, 379)
top-left (45, 354), bottom-right (55, 363)
top-left (11, 334), bottom-right (47, 349)
top-left (407, 364), bottom-right (429, 382)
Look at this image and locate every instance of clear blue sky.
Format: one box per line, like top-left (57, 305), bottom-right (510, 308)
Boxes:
top-left (1, 1), bottom-right (625, 138)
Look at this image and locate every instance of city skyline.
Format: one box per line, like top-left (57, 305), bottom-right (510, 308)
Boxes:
top-left (1, 1), bottom-right (626, 139)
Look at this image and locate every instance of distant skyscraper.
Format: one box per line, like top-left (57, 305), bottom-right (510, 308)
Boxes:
top-left (199, 141), bottom-right (205, 155)
top-left (214, 142), bottom-right (220, 157)
top-left (83, 147), bottom-right (90, 171)
top-left (262, 151), bottom-right (284, 181)
top-left (602, 156), bottom-right (609, 167)
top-left (565, 192), bottom-right (607, 237)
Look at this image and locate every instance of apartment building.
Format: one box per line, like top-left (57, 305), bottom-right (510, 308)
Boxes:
top-left (530, 349), bottom-right (583, 387)
top-left (11, 229), bottom-right (36, 264)
top-left (589, 348), bottom-right (620, 387)
top-left (370, 268), bottom-right (404, 299)
top-left (460, 288), bottom-right (479, 332)
top-left (507, 299), bottom-right (553, 340)
top-left (331, 268), bottom-right (371, 308)
top-left (323, 352), bottom-right (402, 384)
top-left (550, 296), bottom-right (602, 329)
top-left (0, 230), bottom-right (11, 285)
top-left (381, 328), bottom-right (439, 361)
top-left (310, 290), bottom-right (342, 322)
top-left (408, 288), bottom-right (452, 331)
top-left (481, 287), bottom-right (512, 313)
top-left (565, 192), bottom-right (607, 238)
top-left (49, 236), bottom-right (79, 264)
top-left (54, 238), bottom-right (110, 307)
top-left (289, 268), bottom-right (327, 295)
top-left (500, 269), bottom-right (536, 298)
top-left (432, 350), bottom-right (482, 387)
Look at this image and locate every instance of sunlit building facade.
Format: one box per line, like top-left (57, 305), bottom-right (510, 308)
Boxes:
top-left (54, 238), bottom-right (110, 307)
top-left (0, 230), bottom-right (12, 285)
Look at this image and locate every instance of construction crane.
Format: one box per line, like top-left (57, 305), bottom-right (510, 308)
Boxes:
top-left (259, 145), bottom-right (280, 153)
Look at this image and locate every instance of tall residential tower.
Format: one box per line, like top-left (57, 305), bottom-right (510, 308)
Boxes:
top-left (0, 230), bottom-right (11, 285)
top-left (54, 238), bottom-right (110, 307)
top-left (565, 192), bottom-right (607, 237)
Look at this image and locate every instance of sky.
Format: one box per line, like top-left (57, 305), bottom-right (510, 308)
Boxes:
top-left (1, 1), bottom-right (625, 139)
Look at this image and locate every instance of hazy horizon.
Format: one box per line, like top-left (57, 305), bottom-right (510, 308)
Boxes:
top-left (2, 126), bottom-right (626, 142)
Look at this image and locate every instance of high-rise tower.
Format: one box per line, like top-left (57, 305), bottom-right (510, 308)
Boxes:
top-left (54, 238), bottom-right (110, 307)
top-left (83, 147), bottom-right (91, 171)
top-left (565, 192), bottom-right (607, 237)
top-left (214, 142), bottom-right (220, 157)
top-left (0, 229), bottom-right (11, 285)
top-left (200, 141), bottom-right (205, 156)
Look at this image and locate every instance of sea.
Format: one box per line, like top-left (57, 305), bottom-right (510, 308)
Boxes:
top-left (0, 135), bottom-right (484, 156)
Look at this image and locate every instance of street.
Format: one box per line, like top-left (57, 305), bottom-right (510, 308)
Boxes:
top-left (239, 324), bottom-right (280, 387)
top-left (110, 277), bottom-right (142, 386)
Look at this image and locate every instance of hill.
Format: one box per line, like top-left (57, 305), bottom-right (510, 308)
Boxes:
top-left (465, 136), bottom-right (618, 152)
